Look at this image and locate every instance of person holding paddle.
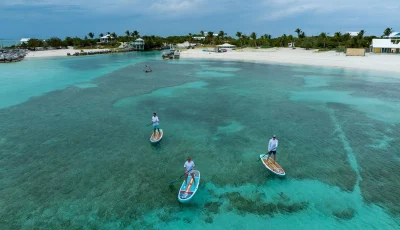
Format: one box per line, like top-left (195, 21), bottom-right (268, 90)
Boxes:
top-left (184, 157), bottom-right (195, 185)
top-left (267, 135), bottom-right (279, 161)
top-left (152, 113), bottom-right (160, 137)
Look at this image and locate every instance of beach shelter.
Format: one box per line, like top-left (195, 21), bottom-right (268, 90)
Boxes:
top-left (217, 43), bottom-right (236, 51)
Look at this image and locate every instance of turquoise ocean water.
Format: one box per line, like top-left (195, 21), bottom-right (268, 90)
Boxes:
top-left (0, 52), bottom-right (400, 229)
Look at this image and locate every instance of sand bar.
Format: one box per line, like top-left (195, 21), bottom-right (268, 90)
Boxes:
top-left (181, 48), bottom-right (400, 74)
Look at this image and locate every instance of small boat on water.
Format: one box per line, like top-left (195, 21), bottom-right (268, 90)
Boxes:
top-left (178, 170), bottom-right (200, 203)
top-left (150, 129), bottom-right (163, 143)
top-left (260, 154), bottom-right (285, 176)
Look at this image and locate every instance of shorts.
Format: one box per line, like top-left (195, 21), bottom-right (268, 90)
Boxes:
top-left (153, 124), bottom-right (159, 129)
top-left (269, 151), bottom-right (276, 155)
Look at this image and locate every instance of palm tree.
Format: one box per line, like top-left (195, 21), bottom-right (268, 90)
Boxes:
top-left (99, 33), bottom-right (104, 38)
top-left (250, 32), bottom-right (257, 47)
top-left (320, 32), bottom-right (327, 48)
top-left (188, 33), bottom-right (192, 44)
top-left (241, 34), bottom-right (248, 46)
top-left (131, 31), bottom-right (139, 39)
top-left (288, 35), bottom-right (294, 46)
top-left (125, 30), bottom-right (130, 42)
top-left (281, 34), bottom-right (287, 47)
top-left (264, 34), bottom-right (271, 40)
top-left (200, 30), bottom-right (205, 37)
top-left (295, 28), bottom-right (302, 38)
top-left (334, 32), bottom-right (342, 46)
top-left (218, 31), bottom-right (225, 42)
top-left (88, 32), bottom-right (94, 39)
top-left (207, 31), bottom-right (214, 45)
top-left (358, 30), bottom-right (365, 39)
top-left (236, 32), bottom-right (242, 47)
top-left (111, 32), bottom-right (117, 42)
top-left (383, 28), bottom-right (393, 37)
top-left (300, 31), bottom-right (305, 39)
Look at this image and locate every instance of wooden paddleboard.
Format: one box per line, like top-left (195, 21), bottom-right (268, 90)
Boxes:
top-left (178, 170), bottom-right (200, 203)
top-left (150, 129), bottom-right (163, 143)
top-left (260, 154), bottom-right (285, 176)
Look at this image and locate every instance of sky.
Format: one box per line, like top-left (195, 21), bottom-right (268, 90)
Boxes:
top-left (1, 0), bottom-right (399, 39)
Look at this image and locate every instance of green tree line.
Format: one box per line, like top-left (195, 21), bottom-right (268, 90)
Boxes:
top-left (18, 27), bottom-right (395, 51)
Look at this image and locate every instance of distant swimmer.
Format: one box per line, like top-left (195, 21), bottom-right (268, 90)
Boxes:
top-left (267, 135), bottom-right (278, 161)
top-left (145, 65), bottom-right (152, 72)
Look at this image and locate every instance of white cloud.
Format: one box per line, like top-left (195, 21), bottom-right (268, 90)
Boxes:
top-left (2, 0), bottom-right (400, 22)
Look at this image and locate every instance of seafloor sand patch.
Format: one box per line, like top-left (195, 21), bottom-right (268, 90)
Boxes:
top-left (290, 90), bottom-right (400, 123)
top-left (74, 83), bottom-right (98, 89)
top-left (113, 81), bottom-right (208, 108)
top-left (196, 71), bottom-right (236, 78)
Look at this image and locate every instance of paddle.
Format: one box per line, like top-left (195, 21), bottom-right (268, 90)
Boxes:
top-left (169, 169), bottom-right (193, 190)
top-left (257, 151), bottom-right (270, 162)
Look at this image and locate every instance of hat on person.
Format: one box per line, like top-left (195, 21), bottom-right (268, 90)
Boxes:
top-left (273, 135), bottom-right (276, 138)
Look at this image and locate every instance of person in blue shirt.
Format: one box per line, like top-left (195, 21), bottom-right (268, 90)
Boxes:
top-left (267, 135), bottom-right (279, 161)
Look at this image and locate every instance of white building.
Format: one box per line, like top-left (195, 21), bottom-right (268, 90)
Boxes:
top-left (288, 42), bottom-right (295, 48)
top-left (100, 34), bottom-right (114, 43)
top-left (384, 32), bottom-right (400, 39)
top-left (371, 39), bottom-right (400, 53)
top-left (217, 43), bottom-right (236, 51)
top-left (20, 38), bottom-right (31, 44)
top-left (346, 32), bottom-right (359, 37)
top-left (204, 32), bottom-right (219, 37)
top-left (131, 38), bottom-right (144, 50)
top-left (192, 36), bottom-right (205, 41)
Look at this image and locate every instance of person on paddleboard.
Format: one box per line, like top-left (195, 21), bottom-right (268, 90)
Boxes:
top-left (184, 157), bottom-right (195, 185)
top-left (145, 65), bottom-right (152, 72)
top-left (267, 135), bottom-right (278, 161)
top-left (152, 113), bottom-right (160, 137)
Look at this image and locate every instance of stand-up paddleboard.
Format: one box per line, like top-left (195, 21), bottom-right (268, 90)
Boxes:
top-left (150, 129), bottom-right (163, 143)
top-left (260, 154), bottom-right (285, 176)
top-left (178, 170), bottom-right (200, 203)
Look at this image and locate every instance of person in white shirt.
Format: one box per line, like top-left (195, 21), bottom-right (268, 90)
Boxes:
top-left (267, 135), bottom-right (279, 161)
top-left (152, 113), bottom-right (160, 137)
top-left (184, 157), bottom-right (195, 185)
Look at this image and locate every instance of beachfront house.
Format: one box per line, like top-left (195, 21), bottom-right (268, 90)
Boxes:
top-left (131, 38), bottom-right (145, 50)
top-left (100, 34), bottom-right (114, 43)
top-left (217, 43), bottom-right (236, 51)
top-left (371, 39), bottom-right (400, 53)
top-left (20, 38), bottom-right (31, 44)
top-left (193, 36), bottom-right (205, 41)
top-left (384, 32), bottom-right (400, 39)
top-left (288, 42), bottom-right (295, 48)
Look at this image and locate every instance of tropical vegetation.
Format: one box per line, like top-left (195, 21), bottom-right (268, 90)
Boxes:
top-left (10, 27), bottom-right (396, 52)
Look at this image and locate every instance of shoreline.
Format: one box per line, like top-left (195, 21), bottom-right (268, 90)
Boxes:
top-left (24, 48), bottom-right (122, 58)
top-left (180, 48), bottom-right (400, 74)
top-left (8, 47), bottom-right (400, 74)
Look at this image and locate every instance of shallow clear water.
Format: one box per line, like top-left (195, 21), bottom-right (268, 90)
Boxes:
top-left (1, 53), bottom-right (400, 229)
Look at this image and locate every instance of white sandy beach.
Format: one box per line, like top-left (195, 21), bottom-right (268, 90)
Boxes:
top-left (24, 47), bottom-right (400, 74)
top-left (181, 48), bottom-right (400, 74)
top-left (24, 47), bottom-right (115, 58)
